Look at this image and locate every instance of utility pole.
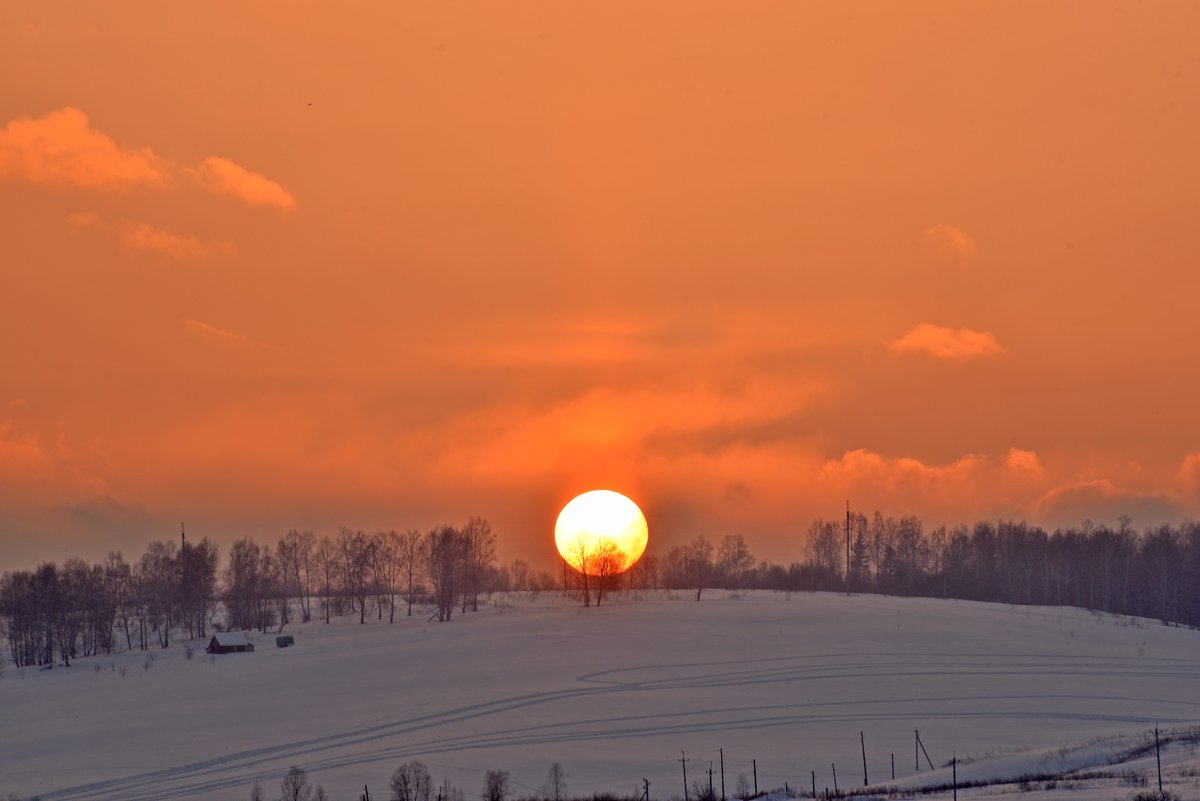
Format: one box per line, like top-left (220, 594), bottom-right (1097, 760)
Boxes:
top-left (860, 731), bottom-right (868, 786)
top-left (708, 763), bottom-right (714, 800)
top-left (681, 751), bottom-right (691, 801)
top-left (811, 770), bottom-right (816, 799)
top-left (643, 778), bottom-right (651, 801)
top-left (1155, 725), bottom-right (1163, 793)
top-left (891, 753), bottom-right (895, 781)
top-left (951, 755), bottom-right (957, 801)
top-left (719, 748), bottom-right (726, 801)
top-left (832, 763), bottom-right (838, 795)
top-left (752, 759), bottom-right (758, 796)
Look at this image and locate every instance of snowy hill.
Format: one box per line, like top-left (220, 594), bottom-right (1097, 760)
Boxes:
top-left (2, 591), bottom-right (1198, 801)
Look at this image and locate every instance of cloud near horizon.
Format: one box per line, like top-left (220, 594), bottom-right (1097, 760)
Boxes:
top-left (1033, 479), bottom-right (1186, 528)
top-left (1005, 447), bottom-right (1045, 477)
top-left (1179, 452), bottom-right (1200, 491)
top-left (887, 323), bottom-right (1007, 360)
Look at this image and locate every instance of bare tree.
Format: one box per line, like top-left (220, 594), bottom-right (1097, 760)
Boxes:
top-left (685, 536), bottom-right (713, 601)
top-left (338, 528), bottom-right (373, 624)
top-left (250, 780), bottom-right (265, 801)
top-left (278, 765), bottom-right (313, 801)
top-left (480, 770), bottom-right (510, 801)
top-left (542, 762), bottom-right (568, 801)
top-left (717, 534), bottom-right (754, 589)
top-left (400, 529), bottom-right (424, 616)
top-left (461, 517), bottom-right (497, 613)
top-left (140, 540), bottom-right (179, 648)
top-left (508, 559), bottom-right (529, 592)
top-left (438, 778), bottom-right (466, 801)
top-left (426, 525), bottom-right (464, 621)
top-left (315, 535), bottom-right (339, 624)
top-left (592, 540), bottom-right (625, 606)
top-left (567, 532), bottom-right (594, 607)
top-left (390, 760), bottom-right (432, 801)
top-left (375, 530), bottom-right (405, 623)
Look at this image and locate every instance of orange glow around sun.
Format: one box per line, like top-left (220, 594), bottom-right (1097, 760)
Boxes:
top-left (554, 490), bottom-right (649, 576)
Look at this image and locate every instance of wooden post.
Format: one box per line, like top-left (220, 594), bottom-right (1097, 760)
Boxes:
top-left (708, 763), bottom-right (714, 800)
top-left (832, 763), bottom-right (838, 795)
top-left (681, 751), bottom-right (690, 801)
top-left (720, 748), bottom-right (726, 801)
top-left (890, 753), bottom-right (895, 781)
top-left (951, 754), bottom-right (957, 801)
top-left (916, 730), bottom-right (934, 770)
top-left (753, 759), bottom-right (758, 796)
top-left (811, 770), bottom-right (816, 799)
top-left (1156, 725), bottom-right (1163, 793)
top-left (860, 731), bottom-right (868, 786)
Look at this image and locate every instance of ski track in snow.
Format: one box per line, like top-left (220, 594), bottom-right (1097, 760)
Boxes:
top-left (5, 593), bottom-right (1199, 801)
top-left (31, 653), bottom-right (1200, 801)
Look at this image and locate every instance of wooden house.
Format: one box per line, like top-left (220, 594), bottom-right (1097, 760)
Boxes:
top-left (206, 631), bottom-right (255, 654)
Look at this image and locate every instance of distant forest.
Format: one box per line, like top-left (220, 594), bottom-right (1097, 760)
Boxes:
top-left (2, 513), bottom-right (1198, 668)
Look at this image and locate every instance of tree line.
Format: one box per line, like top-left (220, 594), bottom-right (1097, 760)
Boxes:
top-left (5, 512), bottom-right (1200, 667)
top-left (797, 513), bottom-right (1200, 627)
top-left (567, 518), bottom-right (1200, 629)
top-left (0, 517), bottom-right (548, 667)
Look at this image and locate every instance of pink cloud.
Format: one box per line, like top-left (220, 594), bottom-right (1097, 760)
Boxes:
top-left (196, 156), bottom-right (296, 210)
top-left (1005, 447), bottom-right (1044, 477)
top-left (183, 319), bottom-right (282, 352)
top-left (1034, 479), bottom-right (1184, 527)
top-left (67, 213), bottom-right (235, 260)
top-left (121, 221), bottom-right (236, 260)
top-left (1179, 452), bottom-right (1200, 490)
top-left (0, 420), bottom-right (51, 483)
top-left (887, 323), bottom-right (1006, 360)
top-left (0, 108), bottom-right (167, 190)
top-left (921, 224), bottom-right (976, 258)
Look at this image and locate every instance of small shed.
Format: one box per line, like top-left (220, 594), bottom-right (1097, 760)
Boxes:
top-left (276, 635), bottom-right (295, 648)
top-left (206, 631), bottom-right (255, 654)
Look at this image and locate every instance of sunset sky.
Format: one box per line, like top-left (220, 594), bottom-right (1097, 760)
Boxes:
top-left (3, 2), bottom-right (1199, 570)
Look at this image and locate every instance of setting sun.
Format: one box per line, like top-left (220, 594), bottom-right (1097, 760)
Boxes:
top-left (554, 490), bottom-right (649, 575)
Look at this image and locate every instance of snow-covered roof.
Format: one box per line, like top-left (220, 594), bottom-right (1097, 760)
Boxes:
top-left (210, 631), bottom-right (252, 646)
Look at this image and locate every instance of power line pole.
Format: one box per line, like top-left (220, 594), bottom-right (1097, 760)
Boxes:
top-left (1155, 725), bottom-right (1163, 793)
top-left (643, 778), bottom-right (651, 801)
top-left (752, 759), bottom-right (757, 796)
top-left (719, 748), bottom-right (726, 801)
top-left (708, 763), bottom-right (714, 800)
top-left (680, 751), bottom-right (691, 801)
top-left (860, 731), bottom-right (868, 786)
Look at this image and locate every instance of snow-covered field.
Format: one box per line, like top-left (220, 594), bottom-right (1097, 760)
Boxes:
top-left (2, 591), bottom-right (1199, 801)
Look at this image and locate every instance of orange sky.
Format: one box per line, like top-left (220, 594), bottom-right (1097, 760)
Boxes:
top-left (3, 2), bottom-right (1199, 570)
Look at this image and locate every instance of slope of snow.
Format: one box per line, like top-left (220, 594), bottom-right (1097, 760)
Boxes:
top-left (2, 591), bottom-right (1198, 801)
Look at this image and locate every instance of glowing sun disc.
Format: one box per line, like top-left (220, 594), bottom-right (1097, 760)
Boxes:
top-left (554, 490), bottom-right (648, 575)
